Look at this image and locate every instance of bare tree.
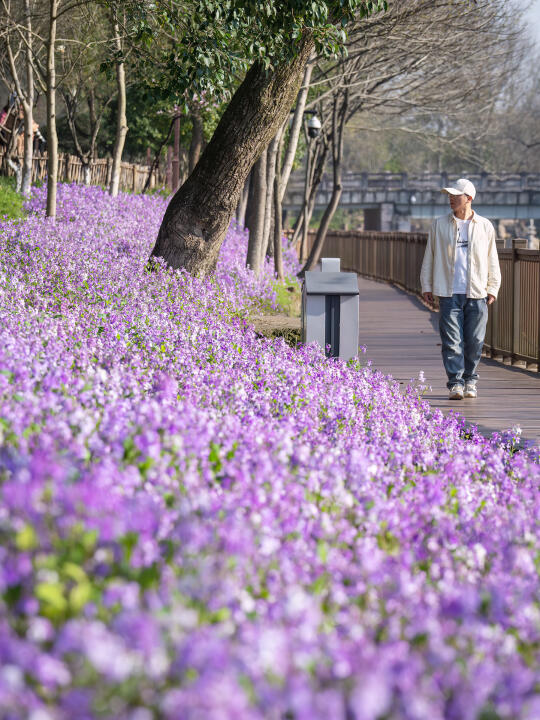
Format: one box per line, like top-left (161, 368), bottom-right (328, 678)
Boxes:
top-left (58, 5), bottom-right (116, 185)
top-left (273, 129), bottom-right (286, 281)
top-left (260, 128), bottom-right (282, 263)
top-left (0, 0), bottom-right (42, 195)
top-left (109, 1), bottom-right (127, 197)
top-left (245, 150), bottom-right (267, 275)
top-left (302, 85), bottom-right (348, 272)
top-left (294, 0), bottom-right (525, 271)
top-left (44, 0), bottom-right (59, 215)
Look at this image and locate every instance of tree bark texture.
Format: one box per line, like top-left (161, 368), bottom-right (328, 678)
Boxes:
top-left (150, 32), bottom-right (315, 278)
top-left (302, 90), bottom-right (348, 273)
top-left (245, 152), bottom-right (267, 276)
top-left (244, 168), bottom-right (258, 232)
top-left (188, 106), bottom-right (204, 174)
top-left (46, 0), bottom-right (59, 217)
top-left (236, 172), bottom-right (250, 227)
top-left (109, 11), bottom-right (128, 197)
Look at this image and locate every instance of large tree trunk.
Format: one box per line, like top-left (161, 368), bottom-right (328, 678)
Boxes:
top-left (46, 0), bottom-right (59, 217)
top-left (245, 152), bottom-right (267, 275)
top-left (301, 90), bottom-right (348, 274)
top-left (109, 9), bottom-right (128, 197)
top-left (189, 106), bottom-right (204, 174)
top-left (150, 32), bottom-right (315, 278)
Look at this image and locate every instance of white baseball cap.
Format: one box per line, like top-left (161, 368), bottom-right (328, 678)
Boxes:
top-left (441, 178), bottom-right (476, 200)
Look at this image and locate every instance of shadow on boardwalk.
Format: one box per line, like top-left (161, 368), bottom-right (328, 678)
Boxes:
top-left (357, 276), bottom-right (540, 447)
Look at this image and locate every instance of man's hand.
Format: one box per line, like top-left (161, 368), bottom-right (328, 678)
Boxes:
top-left (487, 294), bottom-right (496, 306)
top-left (423, 291), bottom-right (434, 306)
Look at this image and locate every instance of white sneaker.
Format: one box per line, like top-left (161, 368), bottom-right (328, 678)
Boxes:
top-left (448, 384), bottom-right (464, 400)
top-left (464, 382), bottom-right (477, 398)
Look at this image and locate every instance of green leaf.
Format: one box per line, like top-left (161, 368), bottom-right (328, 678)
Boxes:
top-left (376, 529), bottom-right (400, 555)
top-left (62, 562), bottom-right (88, 584)
top-left (35, 582), bottom-right (68, 613)
top-left (317, 540), bottom-right (329, 563)
top-left (15, 524), bottom-right (38, 551)
top-left (69, 582), bottom-right (93, 613)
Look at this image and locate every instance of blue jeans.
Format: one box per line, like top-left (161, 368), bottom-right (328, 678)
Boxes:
top-left (438, 295), bottom-right (488, 389)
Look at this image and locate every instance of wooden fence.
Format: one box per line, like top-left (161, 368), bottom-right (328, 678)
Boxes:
top-left (0, 151), bottom-right (165, 193)
top-left (307, 230), bottom-right (540, 371)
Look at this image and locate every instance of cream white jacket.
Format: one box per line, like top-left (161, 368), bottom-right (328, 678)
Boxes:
top-left (420, 211), bottom-right (501, 299)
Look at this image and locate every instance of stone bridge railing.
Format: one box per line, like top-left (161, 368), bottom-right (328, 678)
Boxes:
top-left (285, 173), bottom-right (540, 226)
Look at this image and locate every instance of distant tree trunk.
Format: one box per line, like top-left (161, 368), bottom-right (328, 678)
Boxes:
top-left (46, 0), bottom-right (59, 217)
top-left (246, 151), bottom-right (267, 275)
top-left (150, 32), bottom-right (315, 278)
top-left (280, 54), bottom-right (314, 200)
top-left (273, 130), bottom-right (286, 282)
top-left (244, 169), bottom-right (258, 232)
top-left (62, 86), bottom-right (106, 189)
top-left (7, 158), bottom-right (23, 193)
top-left (5, 0), bottom-right (34, 196)
top-left (109, 8), bottom-right (128, 197)
top-left (189, 106), bottom-right (204, 173)
top-left (21, 0), bottom-right (34, 196)
top-left (302, 89), bottom-right (348, 274)
top-left (292, 134), bottom-right (329, 249)
top-left (142, 114), bottom-right (175, 194)
top-left (236, 172), bottom-right (250, 227)
top-left (83, 163), bottom-right (91, 185)
top-left (261, 129), bottom-right (282, 263)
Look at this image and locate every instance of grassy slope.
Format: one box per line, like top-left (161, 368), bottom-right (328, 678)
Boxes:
top-left (0, 177), bottom-right (25, 220)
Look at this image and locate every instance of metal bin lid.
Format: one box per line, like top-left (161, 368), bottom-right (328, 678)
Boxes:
top-left (304, 271), bottom-right (359, 296)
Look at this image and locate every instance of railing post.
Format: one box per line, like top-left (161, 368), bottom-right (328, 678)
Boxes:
top-left (489, 291), bottom-right (494, 358)
top-left (538, 255), bottom-right (540, 372)
top-left (511, 238), bottom-right (516, 364)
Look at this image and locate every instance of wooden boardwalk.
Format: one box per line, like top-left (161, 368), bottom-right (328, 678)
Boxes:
top-left (357, 276), bottom-right (540, 447)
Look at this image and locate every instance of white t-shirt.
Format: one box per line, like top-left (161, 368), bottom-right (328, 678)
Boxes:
top-left (452, 216), bottom-right (471, 294)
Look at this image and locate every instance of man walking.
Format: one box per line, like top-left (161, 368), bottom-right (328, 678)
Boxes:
top-left (420, 178), bottom-right (501, 400)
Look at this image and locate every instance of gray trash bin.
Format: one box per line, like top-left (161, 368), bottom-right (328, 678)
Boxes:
top-left (302, 269), bottom-right (359, 360)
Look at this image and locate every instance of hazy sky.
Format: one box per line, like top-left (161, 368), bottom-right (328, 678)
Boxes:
top-left (526, 0), bottom-right (540, 40)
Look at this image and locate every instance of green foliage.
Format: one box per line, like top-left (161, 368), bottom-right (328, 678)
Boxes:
top-left (273, 277), bottom-right (301, 317)
top-left (125, 0), bottom-right (387, 100)
top-left (0, 177), bottom-right (26, 220)
top-left (56, 78), bottom-right (224, 163)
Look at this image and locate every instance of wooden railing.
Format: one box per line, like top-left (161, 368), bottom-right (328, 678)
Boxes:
top-left (307, 230), bottom-right (540, 371)
top-left (0, 151), bottom-right (165, 193)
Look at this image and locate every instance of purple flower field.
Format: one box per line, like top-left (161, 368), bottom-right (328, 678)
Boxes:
top-left (0, 184), bottom-right (539, 720)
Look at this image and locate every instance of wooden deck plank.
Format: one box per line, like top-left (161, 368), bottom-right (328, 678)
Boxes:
top-left (357, 276), bottom-right (540, 446)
